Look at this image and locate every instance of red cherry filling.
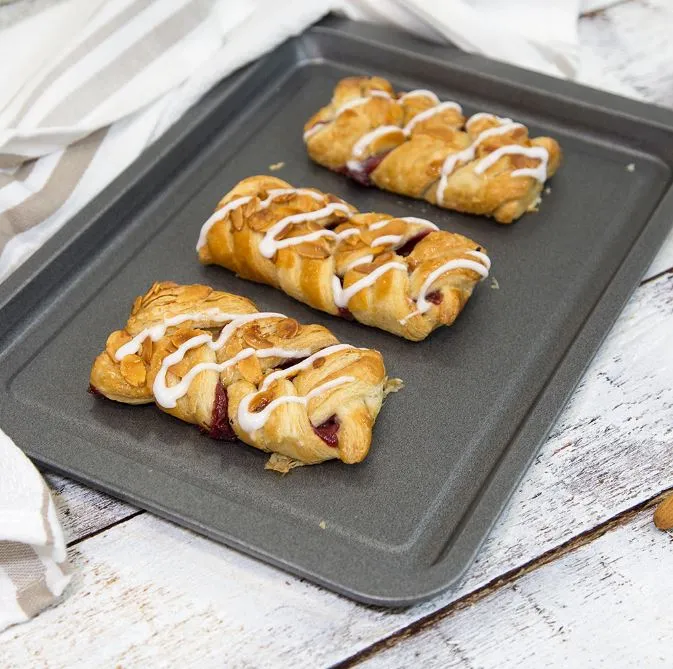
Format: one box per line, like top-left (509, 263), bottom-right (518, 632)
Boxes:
top-left (312, 415), bottom-right (340, 447)
top-left (425, 290), bottom-right (443, 305)
top-left (88, 383), bottom-right (104, 398)
top-left (338, 307), bottom-right (354, 320)
top-left (396, 231), bottom-right (430, 257)
top-left (208, 381), bottom-right (236, 441)
top-left (277, 356), bottom-right (308, 370)
top-left (337, 151), bottom-right (391, 186)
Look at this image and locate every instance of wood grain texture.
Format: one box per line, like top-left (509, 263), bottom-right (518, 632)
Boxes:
top-left (579, 0), bottom-right (673, 108)
top-left (361, 507), bottom-right (673, 669)
top-left (3, 1), bottom-right (673, 665)
top-left (43, 472), bottom-right (137, 544)
top-left (3, 271), bottom-right (672, 668)
top-left (32, 0), bottom-right (673, 556)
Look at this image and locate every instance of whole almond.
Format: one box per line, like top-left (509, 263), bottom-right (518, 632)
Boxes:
top-left (654, 493), bottom-right (673, 530)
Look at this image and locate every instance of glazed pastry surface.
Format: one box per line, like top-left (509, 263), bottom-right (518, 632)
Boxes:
top-left (90, 282), bottom-right (394, 471)
top-left (303, 77), bottom-right (562, 223)
top-left (197, 175), bottom-right (490, 341)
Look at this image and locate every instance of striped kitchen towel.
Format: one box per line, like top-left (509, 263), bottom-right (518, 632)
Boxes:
top-left (0, 428), bottom-right (71, 630)
top-left (0, 0), bottom-right (333, 282)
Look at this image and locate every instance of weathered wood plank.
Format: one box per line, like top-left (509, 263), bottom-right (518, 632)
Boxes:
top-left (579, 0), bottom-right (673, 108)
top-left (43, 472), bottom-right (138, 545)
top-left (2, 271), bottom-right (671, 668)
top-left (29, 0), bottom-right (673, 554)
top-left (361, 506), bottom-right (673, 668)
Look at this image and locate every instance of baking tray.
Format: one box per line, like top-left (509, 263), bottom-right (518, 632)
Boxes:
top-left (2, 17), bottom-right (673, 607)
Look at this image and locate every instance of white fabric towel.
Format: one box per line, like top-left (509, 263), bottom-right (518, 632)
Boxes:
top-left (0, 0), bottom-right (594, 283)
top-left (0, 429), bottom-right (70, 629)
top-left (0, 0), bottom-right (616, 629)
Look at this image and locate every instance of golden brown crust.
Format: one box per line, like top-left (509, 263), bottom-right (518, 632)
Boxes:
top-left (303, 77), bottom-right (562, 224)
top-left (198, 176), bottom-right (490, 341)
top-left (89, 282), bottom-right (391, 468)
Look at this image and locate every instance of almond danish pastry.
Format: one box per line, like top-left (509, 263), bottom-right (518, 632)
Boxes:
top-left (303, 76), bottom-right (562, 223)
top-left (197, 175), bottom-right (490, 341)
top-left (89, 282), bottom-right (397, 472)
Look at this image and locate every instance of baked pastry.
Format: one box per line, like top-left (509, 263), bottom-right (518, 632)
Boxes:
top-left (197, 175), bottom-right (490, 341)
top-left (89, 282), bottom-right (397, 472)
top-left (303, 76), bottom-right (562, 223)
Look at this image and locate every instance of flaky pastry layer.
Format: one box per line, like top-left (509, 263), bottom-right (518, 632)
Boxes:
top-left (197, 175), bottom-right (490, 341)
top-left (90, 282), bottom-right (395, 471)
top-left (303, 76), bottom-right (562, 224)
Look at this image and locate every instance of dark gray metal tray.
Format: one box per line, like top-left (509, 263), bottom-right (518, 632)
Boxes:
top-left (2, 17), bottom-right (673, 606)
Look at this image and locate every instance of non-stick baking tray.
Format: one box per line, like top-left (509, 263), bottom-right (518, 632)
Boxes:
top-left (2, 17), bottom-right (673, 606)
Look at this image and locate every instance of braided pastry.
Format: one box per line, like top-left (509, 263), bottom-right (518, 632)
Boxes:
top-left (303, 76), bottom-right (562, 224)
top-left (197, 176), bottom-right (490, 341)
top-left (89, 282), bottom-right (396, 472)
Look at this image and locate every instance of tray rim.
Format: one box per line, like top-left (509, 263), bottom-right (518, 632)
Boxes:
top-left (2, 17), bottom-right (673, 606)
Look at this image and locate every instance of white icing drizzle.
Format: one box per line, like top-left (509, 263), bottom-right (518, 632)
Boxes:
top-left (304, 89), bottom-right (394, 141)
top-left (399, 217), bottom-right (439, 231)
top-left (468, 249), bottom-right (492, 270)
top-left (399, 249), bottom-right (490, 325)
top-left (399, 89), bottom-right (440, 104)
top-left (118, 305), bottom-right (362, 438)
top-left (465, 113), bottom-right (512, 130)
top-left (152, 311), bottom-right (311, 408)
top-left (155, 341), bottom-right (310, 410)
top-left (237, 343), bottom-right (358, 433)
top-left (367, 219), bottom-right (394, 232)
top-left (346, 125), bottom-right (404, 172)
top-left (402, 101), bottom-right (462, 135)
top-left (196, 196), bottom-right (252, 250)
top-left (115, 309), bottom-right (237, 361)
top-left (273, 228), bottom-right (339, 251)
top-left (238, 376), bottom-right (355, 434)
top-left (435, 122), bottom-right (527, 206)
top-left (258, 202), bottom-right (351, 258)
top-left (342, 254), bottom-right (374, 273)
top-left (302, 123), bottom-right (326, 141)
top-left (474, 144), bottom-right (549, 182)
top-left (332, 262), bottom-right (407, 309)
top-left (370, 234), bottom-right (404, 247)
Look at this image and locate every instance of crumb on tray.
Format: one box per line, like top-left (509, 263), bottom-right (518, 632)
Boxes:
top-left (626, 163), bottom-right (635, 172)
top-left (491, 277), bottom-right (500, 290)
top-left (269, 161), bottom-right (285, 171)
top-left (319, 520), bottom-right (327, 530)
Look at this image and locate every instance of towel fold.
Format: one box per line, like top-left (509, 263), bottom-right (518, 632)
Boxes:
top-left (0, 428), bottom-right (70, 630)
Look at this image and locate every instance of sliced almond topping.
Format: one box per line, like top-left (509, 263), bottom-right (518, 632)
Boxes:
top-left (140, 337), bottom-right (153, 364)
top-left (249, 391), bottom-right (274, 413)
top-left (243, 325), bottom-right (273, 349)
top-left (247, 213), bottom-right (275, 232)
top-left (120, 355), bottom-right (146, 387)
top-left (238, 355), bottom-right (263, 385)
top-left (353, 262), bottom-right (377, 274)
top-left (296, 242), bottom-right (330, 259)
top-left (170, 329), bottom-right (198, 348)
top-left (340, 230), bottom-right (364, 248)
top-left (106, 330), bottom-right (131, 360)
top-left (276, 318), bottom-right (299, 339)
top-left (230, 206), bottom-right (245, 231)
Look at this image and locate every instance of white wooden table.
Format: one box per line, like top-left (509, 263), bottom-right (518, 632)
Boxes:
top-left (3, 2), bottom-right (673, 666)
